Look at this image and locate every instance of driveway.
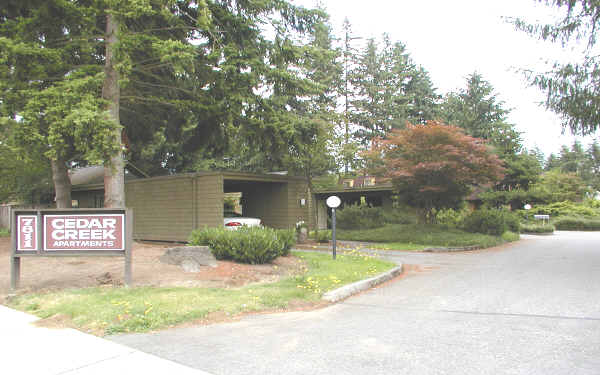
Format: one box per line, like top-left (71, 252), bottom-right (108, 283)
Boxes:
top-left (111, 231), bottom-right (600, 375)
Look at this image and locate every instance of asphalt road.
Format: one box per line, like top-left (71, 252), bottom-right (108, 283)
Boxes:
top-left (111, 231), bottom-right (600, 375)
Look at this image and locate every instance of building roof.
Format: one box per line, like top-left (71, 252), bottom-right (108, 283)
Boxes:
top-left (71, 170), bottom-right (306, 192)
top-left (69, 163), bottom-right (149, 187)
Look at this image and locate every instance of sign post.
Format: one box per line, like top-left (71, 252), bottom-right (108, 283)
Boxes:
top-left (10, 208), bottom-right (133, 291)
top-left (326, 196), bottom-right (341, 260)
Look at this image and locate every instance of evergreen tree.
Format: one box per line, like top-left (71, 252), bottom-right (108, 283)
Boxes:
top-left (0, 0), bottom-right (121, 207)
top-left (530, 146), bottom-right (546, 168)
top-left (351, 37), bottom-right (387, 143)
top-left (584, 141), bottom-right (600, 191)
top-left (497, 151), bottom-right (543, 191)
top-left (1, 0), bottom-right (325, 206)
top-left (350, 35), bottom-right (439, 145)
top-left (441, 72), bottom-right (512, 144)
top-left (514, 0), bottom-right (600, 135)
top-left (339, 17), bottom-right (361, 174)
top-left (547, 140), bottom-right (600, 191)
top-left (404, 67), bottom-right (440, 125)
top-left (546, 153), bottom-right (561, 170)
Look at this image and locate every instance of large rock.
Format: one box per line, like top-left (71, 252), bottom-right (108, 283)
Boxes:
top-left (160, 246), bottom-right (218, 272)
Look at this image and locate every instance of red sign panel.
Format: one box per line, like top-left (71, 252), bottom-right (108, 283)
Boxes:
top-left (17, 215), bottom-right (38, 251)
top-left (43, 214), bottom-right (125, 251)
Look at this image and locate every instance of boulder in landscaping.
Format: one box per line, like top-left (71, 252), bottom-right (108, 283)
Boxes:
top-left (160, 246), bottom-right (218, 272)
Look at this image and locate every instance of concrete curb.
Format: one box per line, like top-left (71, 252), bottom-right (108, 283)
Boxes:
top-left (521, 232), bottom-right (554, 236)
top-left (422, 245), bottom-right (482, 252)
top-left (322, 265), bottom-right (403, 303)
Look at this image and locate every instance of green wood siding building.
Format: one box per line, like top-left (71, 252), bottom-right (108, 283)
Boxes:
top-left (72, 172), bottom-right (310, 242)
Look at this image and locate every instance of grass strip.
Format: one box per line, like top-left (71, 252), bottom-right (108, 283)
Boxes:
top-left (6, 251), bottom-right (395, 336)
top-left (360, 242), bottom-right (427, 251)
top-left (336, 224), bottom-right (515, 248)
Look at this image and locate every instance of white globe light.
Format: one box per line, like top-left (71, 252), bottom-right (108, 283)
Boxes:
top-left (326, 195), bottom-right (341, 208)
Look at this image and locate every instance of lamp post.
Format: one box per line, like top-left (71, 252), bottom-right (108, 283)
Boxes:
top-left (326, 195), bottom-right (341, 259)
top-left (524, 203), bottom-right (531, 221)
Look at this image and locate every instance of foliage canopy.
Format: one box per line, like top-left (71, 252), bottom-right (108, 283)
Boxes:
top-left (365, 121), bottom-right (505, 222)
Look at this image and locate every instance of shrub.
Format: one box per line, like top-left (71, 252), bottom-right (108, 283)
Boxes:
top-left (382, 209), bottom-right (415, 224)
top-left (520, 223), bottom-right (555, 233)
top-left (188, 226), bottom-right (296, 264)
top-left (462, 209), bottom-right (520, 236)
top-left (585, 199), bottom-right (600, 209)
top-left (435, 208), bottom-right (469, 229)
top-left (503, 212), bottom-right (521, 233)
top-left (276, 229), bottom-right (296, 256)
top-left (314, 230), bottom-right (332, 243)
top-left (0, 228), bottom-right (9, 237)
top-left (501, 231), bottom-right (520, 242)
top-left (518, 201), bottom-right (600, 218)
top-left (553, 217), bottom-right (600, 231)
top-left (188, 226), bottom-right (222, 246)
top-left (336, 203), bottom-right (385, 230)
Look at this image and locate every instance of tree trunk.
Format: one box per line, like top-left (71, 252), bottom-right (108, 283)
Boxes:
top-left (51, 158), bottom-right (72, 208)
top-left (306, 176), bottom-right (319, 236)
top-left (102, 12), bottom-right (125, 208)
top-left (310, 188), bottom-right (320, 236)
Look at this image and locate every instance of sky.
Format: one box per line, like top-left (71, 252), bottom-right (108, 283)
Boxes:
top-left (295, 0), bottom-right (598, 157)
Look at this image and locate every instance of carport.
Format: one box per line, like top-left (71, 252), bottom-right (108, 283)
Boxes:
top-left (72, 171), bottom-right (310, 242)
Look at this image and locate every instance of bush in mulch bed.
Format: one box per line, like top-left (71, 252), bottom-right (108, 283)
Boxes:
top-left (188, 226), bottom-right (296, 264)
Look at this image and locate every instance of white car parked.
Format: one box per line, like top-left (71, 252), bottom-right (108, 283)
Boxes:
top-left (224, 212), bottom-right (262, 230)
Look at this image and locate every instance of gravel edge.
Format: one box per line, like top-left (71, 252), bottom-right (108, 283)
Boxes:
top-left (322, 265), bottom-right (403, 303)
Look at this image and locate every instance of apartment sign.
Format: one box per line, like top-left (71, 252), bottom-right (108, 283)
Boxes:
top-left (44, 214), bottom-right (125, 251)
top-left (11, 209), bottom-right (132, 290)
top-left (17, 215), bottom-right (38, 251)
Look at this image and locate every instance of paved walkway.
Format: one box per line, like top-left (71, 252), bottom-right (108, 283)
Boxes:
top-left (0, 304), bottom-right (212, 375)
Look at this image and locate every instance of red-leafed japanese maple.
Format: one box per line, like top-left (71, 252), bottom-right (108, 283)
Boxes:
top-left (365, 121), bottom-right (505, 223)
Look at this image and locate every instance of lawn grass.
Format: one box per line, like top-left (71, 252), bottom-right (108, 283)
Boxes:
top-left (308, 231), bottom-right (426, 251)
top-left (337, 224), bottom-right (516, 248)
top-left (6, 251), bottom-right (395, 336)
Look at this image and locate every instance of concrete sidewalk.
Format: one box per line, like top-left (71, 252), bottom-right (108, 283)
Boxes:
top-left (0, 304), bottom-right (213, 375)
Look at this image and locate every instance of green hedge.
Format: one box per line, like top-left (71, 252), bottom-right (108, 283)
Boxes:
top-left (520, 223), bottom-right (555, 233)
top-left (553, 217), bottom-right (600, 231)
top-left (462, 209), bottom-right (520, 236)
top-left (336, 203), bottom-right (385, 230)
top-left (188, 227), bottom-right (296, 264)
top-left (519, 201), bottom-right (600, 218)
